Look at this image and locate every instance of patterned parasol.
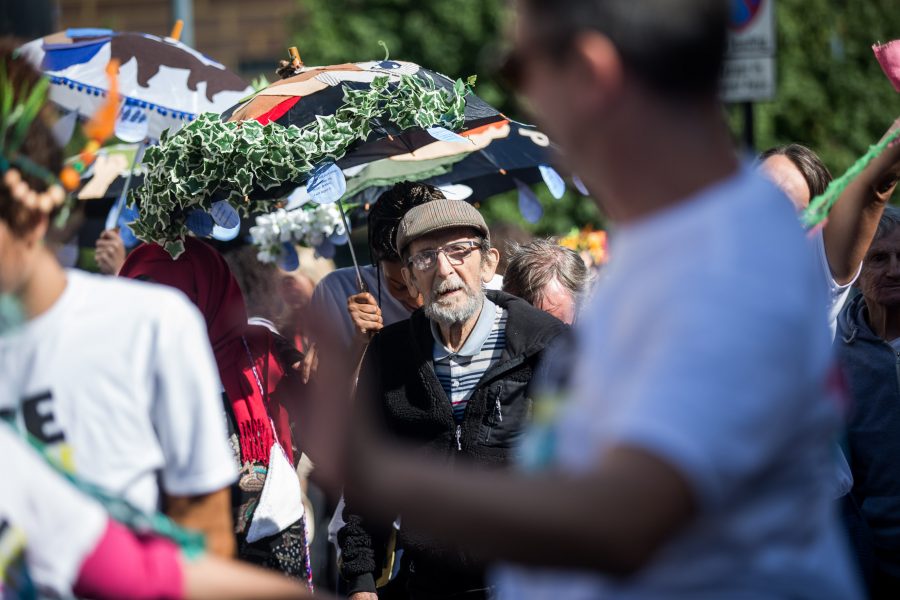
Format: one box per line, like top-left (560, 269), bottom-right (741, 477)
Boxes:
top-left (221, 58), bottom-right (503, 173)
top-left (19, 28), bottom-right (253, 141)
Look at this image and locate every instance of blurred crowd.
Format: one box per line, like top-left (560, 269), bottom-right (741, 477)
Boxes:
top-left (5, 1), bottom-right (900, 600)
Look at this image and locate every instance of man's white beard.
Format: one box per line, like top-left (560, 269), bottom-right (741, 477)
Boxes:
top-left (424, 274), bottom-right (483, 327)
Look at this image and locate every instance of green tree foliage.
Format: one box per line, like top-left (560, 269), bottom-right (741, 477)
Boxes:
top-left (291, 0), bottom-right (603, 236)
top-left (748, 0), bottom-right (900, 173)
top-left (293, 0), bottom-right (900, 235)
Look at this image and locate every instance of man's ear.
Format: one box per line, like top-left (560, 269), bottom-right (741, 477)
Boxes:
top-left (402, 266), bottom-right (420, 298)
top-left (570, 31), bottom-right (624, 114)
top-left (481, 247), bottom-right (501, 283)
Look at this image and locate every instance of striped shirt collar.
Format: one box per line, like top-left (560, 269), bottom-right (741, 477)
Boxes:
top-left (431, 295), bottom-right (497, 360)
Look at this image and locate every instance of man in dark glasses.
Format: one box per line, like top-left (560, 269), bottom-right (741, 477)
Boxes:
top-left (339, 198), bottom-right (567, 600)
top-left (327, 1), bottom-right (864, 599)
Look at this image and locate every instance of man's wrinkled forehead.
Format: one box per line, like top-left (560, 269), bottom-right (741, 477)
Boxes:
top-left (408, 227), bottom-right (480, 253)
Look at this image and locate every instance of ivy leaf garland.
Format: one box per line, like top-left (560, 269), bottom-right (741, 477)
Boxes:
top-left (131, 73), bottom-right (473, 258)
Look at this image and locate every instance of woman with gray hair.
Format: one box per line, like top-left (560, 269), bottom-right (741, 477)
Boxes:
top-left (502, 238), bottom-right (590, 324)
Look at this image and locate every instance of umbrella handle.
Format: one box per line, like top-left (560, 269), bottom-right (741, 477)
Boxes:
top-left (337, 199), bottom-right (368, 294)
top-left (106, 140), bottom-right (146, 231)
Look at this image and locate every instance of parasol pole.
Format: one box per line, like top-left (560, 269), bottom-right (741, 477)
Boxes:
top-left (337, 198), bottom-right (368, 293)
top-left (106, 140), bottom-right (146, 231)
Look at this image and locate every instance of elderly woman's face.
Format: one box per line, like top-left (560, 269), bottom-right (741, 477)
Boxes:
top-left (860, 226), bottom-right (900, 309)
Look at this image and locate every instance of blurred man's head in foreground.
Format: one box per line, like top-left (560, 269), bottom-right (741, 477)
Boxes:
top-left (504, 0), bottom-right (729, 171)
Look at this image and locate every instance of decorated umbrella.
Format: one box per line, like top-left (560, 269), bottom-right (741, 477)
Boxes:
top-left (221, 53), bottom-right (502, 174)
top-left (19, 26), bottom-right (253, 142)
top-left (20, 24), bottom-right (254, 240)
top-left (131, 49), bottom-right (502, 289)
top-left (341, 119), bottom-right (566, 224)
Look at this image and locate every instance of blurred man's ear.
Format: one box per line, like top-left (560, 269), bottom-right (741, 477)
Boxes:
top-left (571, 32), bottom-right (624, 113)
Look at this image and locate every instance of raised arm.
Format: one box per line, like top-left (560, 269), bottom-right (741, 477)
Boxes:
top-left (824, 118), bottom-right (900, 284)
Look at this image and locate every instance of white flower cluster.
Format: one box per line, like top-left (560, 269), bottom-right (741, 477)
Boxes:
top-left (250, 204), bottom-right (346, 263)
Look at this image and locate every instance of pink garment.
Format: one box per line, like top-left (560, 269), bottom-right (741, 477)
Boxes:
top-left (73, 519), bottom-right (184, 600)
top-left (874, 40), bottom-right (900, 93)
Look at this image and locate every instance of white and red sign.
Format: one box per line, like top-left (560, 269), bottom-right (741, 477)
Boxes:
top-left (722, 0), bottom-right (777, 102)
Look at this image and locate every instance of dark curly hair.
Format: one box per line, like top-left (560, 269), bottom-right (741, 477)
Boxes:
top-left (368, 181), bottom-right (445, 263)
top-left (0, 40), bottom-right (63, 236)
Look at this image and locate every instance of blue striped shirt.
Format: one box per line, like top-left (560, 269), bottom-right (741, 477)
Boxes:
top-left (432, 298), bottom-right (508, 423)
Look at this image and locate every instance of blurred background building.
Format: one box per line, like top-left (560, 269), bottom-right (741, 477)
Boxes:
top-left (3, 0), bottom-right (298, 80)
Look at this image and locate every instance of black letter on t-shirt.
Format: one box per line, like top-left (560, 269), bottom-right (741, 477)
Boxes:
top-left (22, 391), bottom-right (65, 445)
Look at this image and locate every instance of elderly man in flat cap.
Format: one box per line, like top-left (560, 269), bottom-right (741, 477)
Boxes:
top-left (338, 198), bottom-right (567, 600)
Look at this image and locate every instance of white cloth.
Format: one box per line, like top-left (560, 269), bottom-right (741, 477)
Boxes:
top-left (0, 426), bottom-right (107, 598)
top-left (246, 440), bottom-right (305, 543)
top-left (0, 270), bottom-right (236, 515)
top-left (495, 168), bottom-right (862, 599)
top-left (312, 264), bottom-right (503, 351)
top-left (814, 229), bottom-right (860, 338)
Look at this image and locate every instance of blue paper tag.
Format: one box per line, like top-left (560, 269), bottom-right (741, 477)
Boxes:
top-left (306, 163), bottom-right (347, 205)
top-left (186, 210), bottom-right (214, 237)
top-left (210, 200), bottom-right (240, 229)
top-left (426, 127), bottom-right (470, 144)
top-left (119, 224), bottom-right (139, 248)
top-left (539, 165), bottom-right (566, 200)
top-left (516, 181), bottom-right (543, 223)
top-left (278, 242), bottom-right (300, 271)
top-left (572, 175), bottom-right (590, 196)
top-left (436, 184), bottom-right (474, 201)
top-left (328, 231), bottom-right (349, 246)
top-left (285, 186), bottom-right (310, 211)
top-left (211, 223), bottom-right (241, 242)
top-left (315, 239), bottom-right (336, 259)
top-left (116, 205), bottom-right (140, 249)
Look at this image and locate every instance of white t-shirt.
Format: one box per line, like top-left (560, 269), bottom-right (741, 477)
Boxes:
top-left (814, 229), bottom-right (860, 337)
top-left (0, 425), bottom-right (107, 599)
top-left (495, 168), bottom-right (862, 599)
top-left (0, 270), bottom-right (236, 515)
top-left (311, 264), bottom-right (503, 350)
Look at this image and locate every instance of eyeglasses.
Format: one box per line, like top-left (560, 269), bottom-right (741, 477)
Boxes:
top-left (407, 241), bottom-right (481, 272)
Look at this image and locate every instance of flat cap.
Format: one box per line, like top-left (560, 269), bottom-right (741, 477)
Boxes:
top-left (396, 198), bottom-right (489, 254)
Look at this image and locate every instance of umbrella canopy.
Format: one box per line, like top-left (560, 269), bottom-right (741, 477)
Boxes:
top-left (131, 56), bottom-right (491, 259)
top-left (19, 29), bottom-right (253, 141)
top-left (343, 119), bottom-right (556, 204)
top-left (222, 60), bottom-right (503, 171)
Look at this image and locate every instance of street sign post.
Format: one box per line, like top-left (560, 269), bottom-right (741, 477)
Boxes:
top-left (723, 0), bottom-right (777, 102)
top-left (722, 0), bottom-right (777, 149)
